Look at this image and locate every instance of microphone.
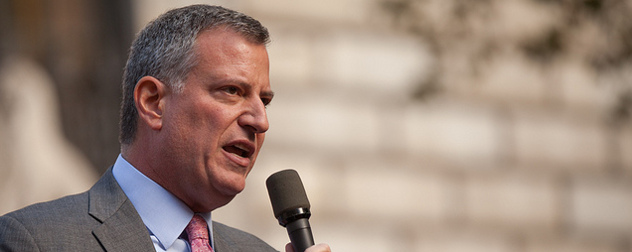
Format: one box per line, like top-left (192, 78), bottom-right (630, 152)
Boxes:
top-left (266, 169), bottom-right (315, 252)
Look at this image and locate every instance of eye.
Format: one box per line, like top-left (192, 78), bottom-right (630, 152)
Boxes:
top-left (222, 86), bottom-right (240, 95)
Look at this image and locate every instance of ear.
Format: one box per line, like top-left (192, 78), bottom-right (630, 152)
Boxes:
top-left (134, 76), bottom-right (167, 131)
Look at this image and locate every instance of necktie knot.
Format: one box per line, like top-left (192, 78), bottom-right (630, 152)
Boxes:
top-left (185, 215), bottom-right (214, 252)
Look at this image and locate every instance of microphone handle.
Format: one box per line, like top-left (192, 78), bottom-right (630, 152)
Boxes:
top-left (286, 218), bottom-right (315, 252)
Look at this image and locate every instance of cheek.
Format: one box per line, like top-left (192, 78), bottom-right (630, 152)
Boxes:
top-left (182, 105), bottom-right (222, 134)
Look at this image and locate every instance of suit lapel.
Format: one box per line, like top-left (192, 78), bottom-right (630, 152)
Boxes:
top-left (88, 168), bottom-right (155, 251)
top-left (213, 222), bottom-right (230, 252)
top-left (214, 236), bottom-right (228, 252)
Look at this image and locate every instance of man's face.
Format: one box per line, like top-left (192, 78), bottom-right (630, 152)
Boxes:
top-left (158, 28), bottom-right (272, 212)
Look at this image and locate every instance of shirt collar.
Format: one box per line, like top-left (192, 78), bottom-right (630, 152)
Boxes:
top-left (112, 154), bottom-right (213, 250)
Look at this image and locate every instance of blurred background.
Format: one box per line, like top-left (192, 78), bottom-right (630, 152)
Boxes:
top-left (2, 0), bottom-right (632, 251)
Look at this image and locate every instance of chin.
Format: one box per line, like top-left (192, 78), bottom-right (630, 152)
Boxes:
top-left (194, 187), bottom-right (239, 212)
top-left (221, 181), bottom-right (246, 196)
top-left (214, 174), bottom-right (247, 197)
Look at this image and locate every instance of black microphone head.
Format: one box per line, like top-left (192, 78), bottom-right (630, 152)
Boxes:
top-left (266, 169), bottom-right (311, 219)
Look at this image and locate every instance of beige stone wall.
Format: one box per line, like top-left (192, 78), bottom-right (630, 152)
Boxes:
top-left (2, 0), bottom-right (630, 251)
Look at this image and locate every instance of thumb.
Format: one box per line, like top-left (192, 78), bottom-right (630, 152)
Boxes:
top-left (305, 243), bottom-right (331, 252)
top-left (285, 243), bottom-right (295, 252)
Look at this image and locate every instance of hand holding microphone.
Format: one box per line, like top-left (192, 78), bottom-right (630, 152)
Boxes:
top-left (266, 169), bottom-right (331, 252)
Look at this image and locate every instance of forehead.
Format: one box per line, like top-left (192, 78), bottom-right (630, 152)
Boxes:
top-left (190, 28), bottom-right (271, 88)
top-left (194, 27), bottom-right (268, 62)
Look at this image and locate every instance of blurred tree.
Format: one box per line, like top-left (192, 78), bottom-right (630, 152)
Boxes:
top-left (379, 0), bottom-right (632, 124)
top-left (0, 0), bottom-right (134, 173)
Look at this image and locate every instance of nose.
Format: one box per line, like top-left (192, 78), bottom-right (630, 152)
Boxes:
top-left (239, 97), bottom-right (269, 134)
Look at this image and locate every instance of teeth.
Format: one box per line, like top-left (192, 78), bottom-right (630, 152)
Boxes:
top-left (225, 144), bottom-right (250, 158)
top-left (234, 145), bottom-right (248, 156)
top-left (234, 144), bottom-right (247, 152)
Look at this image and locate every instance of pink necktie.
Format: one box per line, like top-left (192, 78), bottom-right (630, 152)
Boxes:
top-left (185, 215), bottom-right (214, 252)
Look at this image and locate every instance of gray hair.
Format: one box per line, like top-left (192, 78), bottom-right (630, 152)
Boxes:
top-left (119, 5), bottom-right (270, 145)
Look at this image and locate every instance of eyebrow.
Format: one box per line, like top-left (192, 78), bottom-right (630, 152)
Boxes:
top-left (208, 75), bottom-right (274, 100)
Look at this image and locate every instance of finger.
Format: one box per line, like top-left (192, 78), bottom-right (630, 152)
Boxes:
top-left (305, 243), bottom-right (331, 252)
top-left (285, 243), bottom-right (295, 252)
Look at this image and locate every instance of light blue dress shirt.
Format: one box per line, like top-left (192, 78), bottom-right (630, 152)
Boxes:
top-left (112, 154), bottom-right (214, 251)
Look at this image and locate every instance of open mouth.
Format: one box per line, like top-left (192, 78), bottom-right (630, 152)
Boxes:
top-left (223, 144), bottom-right (252, 158)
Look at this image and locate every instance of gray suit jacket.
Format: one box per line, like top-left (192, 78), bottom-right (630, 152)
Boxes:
top-left (0, 168), bottom-right (278, 252)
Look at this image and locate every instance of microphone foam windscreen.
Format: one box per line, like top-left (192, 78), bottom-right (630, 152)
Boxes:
top-left (266, 169), bottom-right (311, 218)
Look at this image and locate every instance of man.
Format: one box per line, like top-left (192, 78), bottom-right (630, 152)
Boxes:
top-left (0, 5), bottom-right (330, 252)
